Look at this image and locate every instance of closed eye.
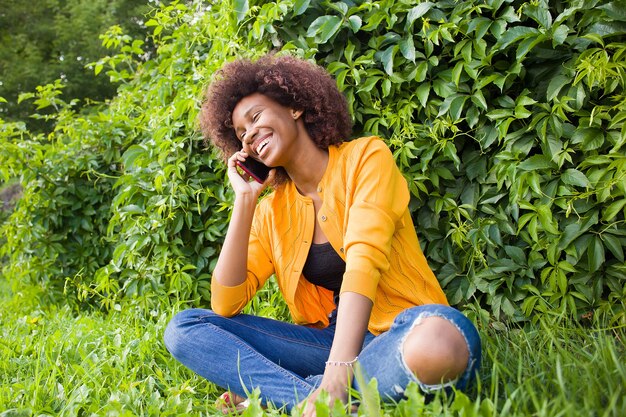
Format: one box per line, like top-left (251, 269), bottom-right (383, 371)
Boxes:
top-left (238, 110), bottom-right (262, 140)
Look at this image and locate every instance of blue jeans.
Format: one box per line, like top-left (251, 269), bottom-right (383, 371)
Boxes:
top-left (163, 304), bottom-right (481, 411)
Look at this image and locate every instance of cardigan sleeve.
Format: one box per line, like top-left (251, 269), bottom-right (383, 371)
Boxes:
top-left (210, 202), bottom-right (275, 316)
top-left (340, 138), bottom-right (410, 302)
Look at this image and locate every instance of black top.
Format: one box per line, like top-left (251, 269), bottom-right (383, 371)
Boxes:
top-left (302, 242), bottom-right (346, 294)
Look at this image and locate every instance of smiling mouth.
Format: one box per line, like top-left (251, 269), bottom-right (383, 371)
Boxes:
top-left (254, 136), bottom-right (271, 156)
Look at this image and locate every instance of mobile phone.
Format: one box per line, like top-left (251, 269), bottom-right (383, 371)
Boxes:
top-left (236, 157), bottom-right (271, 183)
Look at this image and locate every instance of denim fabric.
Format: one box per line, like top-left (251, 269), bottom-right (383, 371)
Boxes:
top-left (163, 304), bottom-right (481, 411)
top-left (354, 304), bottom-right (481, 399)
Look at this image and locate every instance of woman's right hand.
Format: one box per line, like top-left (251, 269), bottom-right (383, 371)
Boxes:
top-left (227, 150), bottom-right (273, 199)
top-left (212, 150), bottom-right (273, 288)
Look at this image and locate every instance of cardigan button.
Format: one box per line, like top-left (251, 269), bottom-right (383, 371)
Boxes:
top-left (340, 247), bottom-right (344, 253)
top-left (317, 186), bottom-right (322, 193)
top-left (320, 215), bottom-right (327, 222)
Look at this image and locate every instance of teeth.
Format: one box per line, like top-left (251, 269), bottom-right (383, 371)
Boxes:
top-left (256, 138), bottom-right (270, 154)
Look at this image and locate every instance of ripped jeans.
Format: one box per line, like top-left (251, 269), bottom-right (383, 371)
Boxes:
top-left (163, 304), bottom-right (481, 411)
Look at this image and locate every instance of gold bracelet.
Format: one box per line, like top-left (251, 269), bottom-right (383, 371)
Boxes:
top-left (325, 356), bottom-right (359, 367)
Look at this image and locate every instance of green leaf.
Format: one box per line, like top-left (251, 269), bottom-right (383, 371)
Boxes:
top-left (233, 0), bottom-right (249, 23)
top-left (477, 125), bottom-right (498, 149)
top-left (415, 61), bottom-right (428, 82)
top-left (357, 76), bottom-right (380, 93)
top-left (17, 92), bottom-right (35, 104)
top-left (559, 212), bottom-right (598, 250)
top-left (572, 127), bottom-right (604, 149)
top-left (122, 145), bottom-right (146, 169)
top-left (399, 36), bottom-right (415, 62)
top-left (449, 95), bottom-right (468, 120)
top-left (494, 26), bottom-right (540, 51)
top-left (120, 204), bottom-right (144, 214)
top-left (537, 204), bottom-right (559, 235)
top-left (380, 45), bottom-right (398, 75)
top-left (516, 33), bottom-right (545, 60)
top-left (547, 75), bottom-right (570, 101)
top-left (561, 169), bottom-right (591, 188)
top-left (603, 199), bottom-right (626, 222)
top-left (552, 24), bottom-right (569, 46)
top-left (416, 82), bottom-right (430, 107)
top-left (514, 105), bottom-right (532, 118)
top-left (406, 2), bottom-right (433, 29)
top-left (293, 0), bottom-right (311, 16)
top-left (329, 1), bottom-right (348, 15)
top-left (466, 106), bottom-right (479, 128)
top-left (587, 236), bottom-right (605, 273)
top-left (486, 109), bottom-right (513, 120)
top-left (471, 89), bottom-right (488, 111)
top-left (452, 61), bottom-right (463, 86)
top-left (557, 260), bottom-right (577, 273)
top-left (598, 1), bottom-right (626, 21)
top-left (504, 245), bottom-right (526, 264)
top-left (348, 15), bottom-right (362, 32)
top-left (382, 78), bottom-right (391, 97)
top-left (307, 16), bottom-right (342, 44)
top-left (327, 61), bottom-right (349, 74)
top-left (524, 4), bottom-right (553, 28)
top-left (602, 233), bottom-right (624, 262)
top-left (518, 155), bottom-right (556, 171)
top-left (467, 17), bottom-right (491, 40)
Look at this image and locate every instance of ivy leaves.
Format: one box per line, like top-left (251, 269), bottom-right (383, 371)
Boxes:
top-left (253, 0), bottom-right (626, 321)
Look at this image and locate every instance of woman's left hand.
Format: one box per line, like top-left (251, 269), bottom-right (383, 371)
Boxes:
top-left (298, 366), bottom-right (352, 417)
top-left (297, 292), bottom-right (372, 416)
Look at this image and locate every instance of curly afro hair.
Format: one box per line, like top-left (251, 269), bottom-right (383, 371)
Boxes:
top-left (199, 54), bottom-right (353, 183)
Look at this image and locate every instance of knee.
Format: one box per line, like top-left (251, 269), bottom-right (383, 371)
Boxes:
top-left (163, 308), bottom-right (215, 358)
top-left (402, 316), bottom-right (469, 385)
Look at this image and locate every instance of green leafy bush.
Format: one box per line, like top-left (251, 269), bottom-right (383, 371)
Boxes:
top-left (258, 0), bottom-right (626, 322)
top-left (1, 0), bottom-right (625, 323)
top-left (2, 1), bottom-right (256, 309)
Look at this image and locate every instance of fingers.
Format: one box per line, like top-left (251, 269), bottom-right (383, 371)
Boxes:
top-left (301, 399), bottom-right (317, 417)
top-left (227, 150), bottom-right (252, 182)
top-left (227, 150), bottom-right (248, 169)
top-left (298, 390), bottom-right (317, 417)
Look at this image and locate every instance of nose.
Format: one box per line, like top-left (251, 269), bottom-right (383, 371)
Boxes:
top-left (242, 125), bottom-right (259, 147)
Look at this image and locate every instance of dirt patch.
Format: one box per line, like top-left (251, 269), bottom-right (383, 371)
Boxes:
top-left (0, 183), bottom-right (22, 212)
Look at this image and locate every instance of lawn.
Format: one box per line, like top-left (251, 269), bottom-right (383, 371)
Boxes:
top-left (1, 279), bottom-right (624, 417)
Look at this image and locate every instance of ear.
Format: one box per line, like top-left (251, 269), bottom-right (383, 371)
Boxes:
top-left (291, 109), bottom-right (303, 120)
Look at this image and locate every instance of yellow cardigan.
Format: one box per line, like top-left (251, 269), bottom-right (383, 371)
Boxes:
top-left (211, 136), bottom-right (448, 335)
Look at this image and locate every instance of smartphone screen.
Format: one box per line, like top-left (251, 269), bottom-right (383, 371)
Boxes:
top-left (236, 157), bottom-right (271, 183)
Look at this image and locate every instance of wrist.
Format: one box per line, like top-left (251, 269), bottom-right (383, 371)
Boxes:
top-left (323, 361), bottom-right (355, 385)
top-left (233, 191), bottom-right (259, 208)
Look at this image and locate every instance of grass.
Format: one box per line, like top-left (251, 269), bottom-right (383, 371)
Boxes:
top-left (1, 278), bottom-right (625, 417)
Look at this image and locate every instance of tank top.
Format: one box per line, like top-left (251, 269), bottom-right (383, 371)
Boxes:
top-left (302, 242), bottom-right (345, 295)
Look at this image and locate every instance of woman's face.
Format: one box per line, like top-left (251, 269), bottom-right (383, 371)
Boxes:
top-left (231, 93), bottom-right (302, 167)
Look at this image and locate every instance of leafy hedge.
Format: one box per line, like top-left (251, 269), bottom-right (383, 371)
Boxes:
top-left (1, 0), bottom-right (625, 323)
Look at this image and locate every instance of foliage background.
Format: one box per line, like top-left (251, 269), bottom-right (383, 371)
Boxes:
top-left (1, 0), bottom-right (625, 325)
top-left (0, 0), bottom-right (152, 131)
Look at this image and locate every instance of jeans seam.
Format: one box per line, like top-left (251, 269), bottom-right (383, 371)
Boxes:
top-left (198, 313), bottom-right (334, 352)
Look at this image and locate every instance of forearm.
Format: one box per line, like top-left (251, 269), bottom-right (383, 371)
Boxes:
top-left (212, 193), bottom-right (258, 286)
top-left (321, 292), bottom-right (373, 394)
top-left (328, 291), bottom-right (372, 361)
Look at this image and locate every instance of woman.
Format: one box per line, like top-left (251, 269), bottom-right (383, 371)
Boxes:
top-left (164, 54), bottom-right (481, 414)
